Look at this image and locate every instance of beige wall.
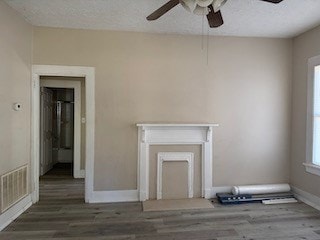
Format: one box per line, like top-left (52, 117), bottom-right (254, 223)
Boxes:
top-left (291, 25), bottom-right (320, 197)
top-left (0, 2), bottom-right (32, 177)
top-left (33, 27), bottom-right (292, 191)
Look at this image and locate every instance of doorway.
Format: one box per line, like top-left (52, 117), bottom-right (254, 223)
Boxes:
top-left (39, 78), bottom-right (84, 201)
top-left (40, 78), bottom-right (84, 178)
top-left (31, 65), bottom-right (95, 203)
top-left (40, 87), bottom-right (75, 177)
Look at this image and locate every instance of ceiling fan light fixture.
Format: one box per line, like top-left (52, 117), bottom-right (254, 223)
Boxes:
top-left (212, 0), bottom-right (227, 12)
top-left (180, 0), bottom-right (214, 15)
top-left (193, 5), bottom-right (209, 15)
top-left (196, 0), bottom-right (214, 7)
top-left (180, 0), bottom-right (196, 13)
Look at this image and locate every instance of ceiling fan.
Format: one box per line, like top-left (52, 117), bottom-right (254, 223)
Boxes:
top-left (147, 0), bottom-right (284, 28)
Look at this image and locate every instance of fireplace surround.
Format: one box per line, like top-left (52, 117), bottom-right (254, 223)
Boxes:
top-left (136, 123), bottom-right (218, 201)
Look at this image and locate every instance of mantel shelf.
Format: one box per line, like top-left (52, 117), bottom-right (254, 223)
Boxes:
top-left (136, 123), bottom-right (219, 127)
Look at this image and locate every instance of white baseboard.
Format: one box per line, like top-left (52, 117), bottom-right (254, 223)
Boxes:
top-left (0, 194), bottom-right (32, 231)
top-left (291, 186), bottom-right (320, 211)
top-left (89, 187), bottom-right (232, 203)
top-left (89, 190), bottom-right (139, 203)
top-left (211, 186), bottom-right (232, 198)
top-left (74, 169), bottom-right (85, 179)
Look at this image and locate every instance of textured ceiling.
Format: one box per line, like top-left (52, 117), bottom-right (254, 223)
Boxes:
top-left (5, 0), bottom-right (320, 38)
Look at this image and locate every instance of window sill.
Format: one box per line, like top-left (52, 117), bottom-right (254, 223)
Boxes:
top-left (304, 163), bottom-right (320, 176)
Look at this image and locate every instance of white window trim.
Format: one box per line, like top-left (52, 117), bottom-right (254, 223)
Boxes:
top-left (305, 55), bottom-right (320, 176)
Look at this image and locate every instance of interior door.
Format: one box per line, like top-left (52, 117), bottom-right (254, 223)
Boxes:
top-left (40, 87), bottom-right (54, 176)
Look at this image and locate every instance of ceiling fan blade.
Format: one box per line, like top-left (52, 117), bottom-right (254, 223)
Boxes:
top-left (258, 0), bottom-right (283, 3)
top-left (146, 0), bottom-right (180, 21)
top-left (207, 5), bottom-right (224, 28)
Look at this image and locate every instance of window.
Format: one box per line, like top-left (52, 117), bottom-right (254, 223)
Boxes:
top-left (313, 65), bottom-right (320, 166)
top-left (305, 56), bottom-right (320, 176)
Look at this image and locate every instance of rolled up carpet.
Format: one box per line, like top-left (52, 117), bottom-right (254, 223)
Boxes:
top-left (231, 184), bottom-right (290, 195)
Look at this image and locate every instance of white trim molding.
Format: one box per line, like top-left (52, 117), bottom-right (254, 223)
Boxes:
top-left (291, 186), bottom-right (320, 211)
top-left (0, 195), bottom-right (32, 231)
top-left (32, 65), bottom-right (95, 203)
top-left (74, 169), bottom-right (86, 178)
top-left (303, 163), bottom-right (320, 177)
top-left (89, 190), bottom-right (139, 203)
top-left (137, 123), bottom-right (218, 201)
top-left (157, 152), bottom-right (194, 200)
top-left (305, 55), bottom-right (320, 176)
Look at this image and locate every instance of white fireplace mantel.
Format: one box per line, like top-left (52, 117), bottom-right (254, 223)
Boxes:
top-left (136, 123), bottom-right (218, 201)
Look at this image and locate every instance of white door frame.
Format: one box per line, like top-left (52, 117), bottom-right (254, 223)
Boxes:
top-left (32, 65), bottom-right (95, 203)
top-left (40, 79), bottom-right (83, 178)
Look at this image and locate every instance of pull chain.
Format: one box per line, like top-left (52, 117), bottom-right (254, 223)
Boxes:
top-left (202, 11), bottom-right (204, 50)
top-left (207, 22), bottom-right (210, 65)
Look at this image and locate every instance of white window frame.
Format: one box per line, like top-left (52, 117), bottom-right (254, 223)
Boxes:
top-left (305, 55), bottom-right (320, 176)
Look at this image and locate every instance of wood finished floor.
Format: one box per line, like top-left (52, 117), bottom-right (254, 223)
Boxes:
top-left (2, 167), bottom-right (320, 239)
